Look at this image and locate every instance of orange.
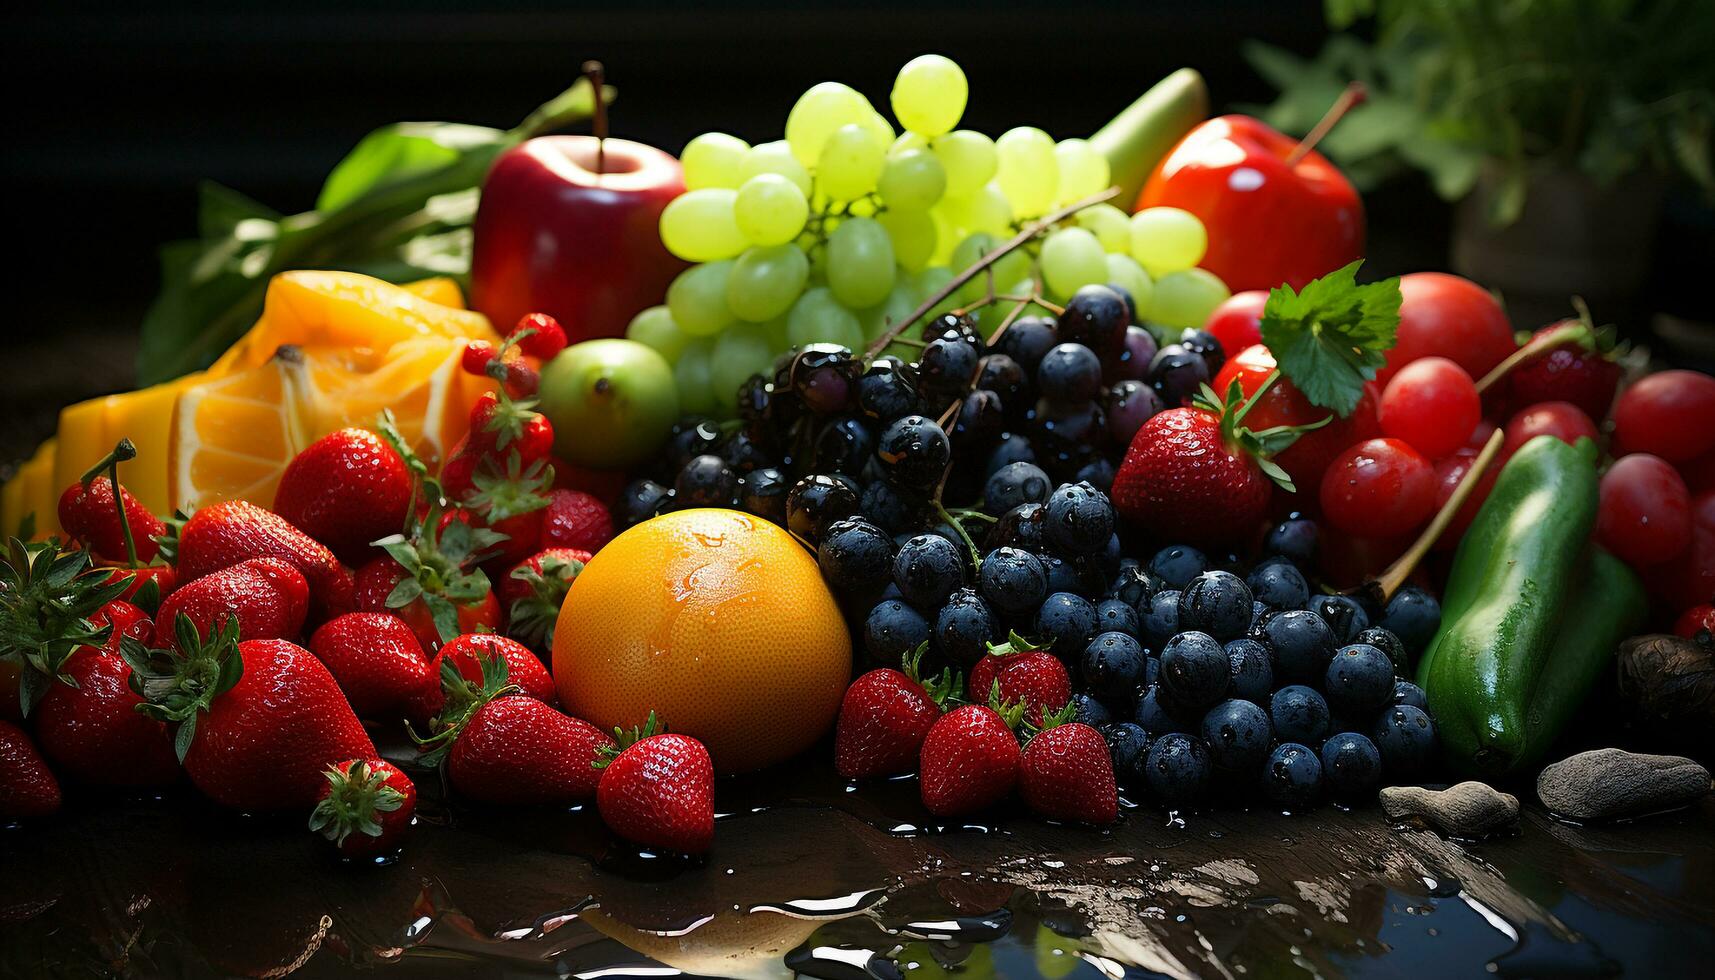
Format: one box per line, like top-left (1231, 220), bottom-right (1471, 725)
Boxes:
top-left (552, 508), bottom-right (851, 774)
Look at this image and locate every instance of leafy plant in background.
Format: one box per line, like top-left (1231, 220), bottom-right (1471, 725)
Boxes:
top-left (1247, 0), bottom-right (1714, 225)
top-left (137, 78), bottom-right (612, 386)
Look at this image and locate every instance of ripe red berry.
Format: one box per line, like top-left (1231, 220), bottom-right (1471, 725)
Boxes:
top-left (511, 313), bottom-right (569, 360)
top-left (1502, 401), bottom-right (1600, 456)
top-left (1320, 438), bottom-right (1435, 538)
top-left (1613, 370), bottom-right (1715, 463)
top-left (1597, 454), bottom-right (1693, 567)
top-left (1379, 357), bottom-right (1480, 460)
top-left (461, 340), bottom-right (497, 377)
top-left (1201, 291), bottom-right (1267, 355)
top-left (1430, 449), bottom-right (1499, 550)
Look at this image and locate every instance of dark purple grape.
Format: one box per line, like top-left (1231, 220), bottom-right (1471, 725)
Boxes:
top-left (1106, 379), bottom-right (1163, 447)
top-left (918, 335), bottom-right (982, 400)
top-left (875, 414), bottom-right (952, 492)
top-left (976, 354), bottom-right (1027, 405)
top-left (952, 390), bottom-right (1004, 446)
top-left (1107, 325), bottom-right (1158, 383)
top-left (1037, 343), bottom-right (1104, 402)
top-left (739, 467), bottom-right (790, 522)
top-left (791, 345), bottom-right (860, 415)
top-left (813, 416), bottom-right (876, 475)
top-left (1149, 344), bottom-right (1211, 407)
top-left (922, 312), bottom-right (982, 347)
top-left (984, 433), bottom-right (1037, 477)
top-left (995, 316), bottom-right (1058, 375)
top-left (786, 474), bottom-right (860, 543)
top-left (1178, 328), bottom-right (1226, 378)
top-left (666, 419), bottom-right (724, 473)
top-left (675, 454), bottom-right (737, 508)
top-left (1055, 285), bottom-right (1129, 360)
top-left (721, 430), bottom-right (772, 473)
top-left (857, 356), bottom-right (921, 423)
top-left (987, 502), bottom-right (1047, 551)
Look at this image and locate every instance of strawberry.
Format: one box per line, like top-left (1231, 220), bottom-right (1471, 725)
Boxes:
top-left (309, 758), bottom-right (416, 859)
top-left (126, 626), bottom-right (377, 811)
top-left (465, 454), bottom-right (554, 572)
top-left (595, 713), bottom-right (715, 853)
top-left (834, 647), bottom-right (960, 779)
top-left (162, 500), bottom-right (354, 622)
top-left (550, 459), bottom-right (630, 508)
top-left (509, 313), bottom-right (569, 361)
top-left (1018, 707), bottom-right (1118, 825)
top-left (274, 427), bottom-right (413, 565)
top-left (0, 720), bottom-right (60, 818)
top-left (356, 499), bottom-right (506, 652)
top-left (55, 440), bottom-right (167, 566)
top-left (466, 390), bottom-right (556, 466)
top-left (423, 633), bottom-right (556, 714)
top-left (154, 557), bottom-right (310, 649)
top-left (100, 564), bottom-right (178, 606)
top-left (1496, 315), bottom-right (1623, 423)
top-left (501, 548), bottom-right (590, 649)
top-left (918, 700), bottom-right (1025, 818)
top-left (968, 634), bottom-right (1072, 728)
top-left (1, 539), bottom-right (134, 717)
top-left (539, 489), bottom-right (614, 553)
top-left (308, 613), bottom-right (433, 722)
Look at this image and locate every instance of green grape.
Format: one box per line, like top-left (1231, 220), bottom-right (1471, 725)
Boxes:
top-left (825, 216), bottom-right (896, 308)
top-left (891, 54), bottom-right (967, 138)
top-left (932, 130), bottom-right (998, 198)
top-left (785, 82), bottom-right (874, 166)
top-left (1130, 206), bottom-right (1208, 276)
top-left (681, 132), bottom-right (749, 190)
top-left (912, 265), bottom-right (955, 303)
top-left (845, 196), bottom-right (880, 218)
top-left (1075, 203), bottom-right (1133, 254)
top-left (890, 132), bottom-right (929, 157)
top-left (742, 140), bottom-right (813, 197)
top-left (1052, 138), bottom-right (1110, 205)
top-left (710, 322), bottom-right (776, 399)
top-left (659, 188), bottom-right (746, 262)
top-left (859, 280), bottom-right (919, 341)
top-left (817, 123), bottom-right (886, 201)
top-left (673, 338), bottom-right (721, 417)
top-left (1150, 268), bottom-right (1230, 329)
top-left (1105, 253), bottom-right (1154, 315)
top-left (734, 173), bottom-right (809, 247)
top-left (762, 314), bottom-right (792, 353)
top-left (787, 287), bottom-right (865, 350)
top-left (1039, 226), bottom-right (1108, 297)
top-left (727, 244), bottom-right (810, 322)
top-left (995, 127), bottom-right (1058, 219)
top-left (877, 148), bottom-right (947, 211)
top-left (666, 260), bottom-right (736, 336)
top-left (625, 304), bottom-right (689, 362)
top-left (878, 209), bottom-right (937, 272)
top-left (939, 182), bottom-right (1013, 237)
top-left (927, 208), bottom-right (957, 266)
top-left (859, 111), bottom-right (896, 152)
top-left (950, 232), bottom-right (1029, 303)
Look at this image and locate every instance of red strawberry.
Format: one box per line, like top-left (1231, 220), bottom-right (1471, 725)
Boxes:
top-left (164, 500), bottom-right (354, 621)
top-left (500, 548), bottom-right (591, 649)
top-left (834, 648), bottom-right (960, 779)
top-left (355, 502), bottom-right (505, 652)
top-left (550, 459), bottom-right (630, 508)
top-left (127, 628), bottom-right (377, 811)
top-left (308, 613), bottom-right (433, 722)
top-left (595, 714), bottom-right (715, 853)
top-left (424, 633), bottom-right (556, 713)
top-left (0, 720), bottom-right (60, 818)
top-left (1018, 709), bottom-right (1118, 824)
top-left (466, 391), bottom-right (555, 466)
top-left (309, 758), bottom-right (417, 859)
top-left (1497, 318), bottom-right (1623, 422)
top-left (539, 489), bottom-right (614, 553)
top-left (464, 455), bottom-right (554, 572)
top-left (58, 476), bottom-right (167, 565)
top-left (273, 428), bottom-right (413, 565)
top-left (918, 701), bottom-right (1025, 818)
top-left (155, 557), bottom-right (310, 649)
top-left (510, 313), bottom-right (569, 360)
top-left (968, 635), bottom-right (1071, 728)
top-left (2, 539), bottom-right (137, 718)
top-left (100, 564), bottom-right (179, 604)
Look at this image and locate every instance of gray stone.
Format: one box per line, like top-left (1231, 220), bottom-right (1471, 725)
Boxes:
top-left (1380, 781), bottom-right (1520, 837)
top-left (1536, 748), bottom-right (1711, 821)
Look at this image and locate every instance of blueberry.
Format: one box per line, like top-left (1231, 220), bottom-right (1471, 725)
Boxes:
top-left (1324, 643), bottom-right (1395, 718)
top-left (1142, 655), bottom-right (1162, 687)
top-left (995, 316), bottom-right (1058, 376)
top-left (1390, 679), bottom-right (1429, 711)
top-left (1320, 732), bottom-right (1383, 802)
top-left (1262, 743), bottom-right (1323, 808)
top-left (1140, 590), bottom-right (1182, 650)
top-left (1074, 457), bottom-right (1117, 495)
top-left (1108, 325), bottom-right (1158, 383)
top-left (976, 354), bottom-right (1027, 405)
top-left (860, 480), bottom-right (927, 535)
top-left (1372, 705), bottom-right (1437, 775)
top-left (1380, 585), bottom-right (1442, 656)
top-left (1104, 721), bottom-right (1151, 785)
top-left (1250, 601), bottom-right (1269, 631)
top-left (1144, 732), bottom-right (1212, 807)
top-left (858, 358), bottom-right (922, 423)
top-left (919, 334), bottom-right (982, 400)
top-left (1043, 482), bottom-right (1115, 556)
top-left (876, 415), bottom-right (952, 493)
top-left (1107, 560), bottom-right (1154, 610)
top-left (818, 518), bottom-right (894, 594)
top-left (1355, 627), bottom-right (1407, 671)
top-left (675, 454), bottom-right (738, 507)
top-left (1310, 594), bottom-right (1370, 644)
top-left (1134, 684), bottom-right (1187, 735)
top-left (1056, 285), bottom-right (1130, 360)
top-left (987, 503), bottom-right (1046, 552)
top-left (1262, 518), bottom-right (1319, 565)
top-left (1039, 553), bottom-right (1092, 599)
top-left (1036, 592), bottom-right (1098, 660)
top-left (1246, 560), bottom-right (1310, 612)
top-left (738, 468), bottom-right (790, 523)
top-left (892, 533), bottom-right (965, 608)
top-left (1177, 571), bottom-right (1254, 642)
top-left (984, 462), bottom-right (1053, 517)
top-left (618, 478), bottom-right (672, 527)
top-left (1159, 631), bottom-right (1229, 711)
top-left (1082, 631), bottom-right (1146, 700)
top-left (978, 547), bottom-right (1048, 616)
top-left (1261, 609), bottom-right (1336, 683)
top-left (1037, 343), bottom-right (1105, 402)
top-left (1200, 699), bottom-right (1272, 773)
top-left (1069, 692), bottom-right (1112, 728)
top-left (935, 588), bottom-right (996, 667)
top-left (984, 434), bottom-right (1038, 477)
top-left (1105, 378), bottom-right (1163, 445)
top-left (1148, 344), bottom-right (1211, 407)
top-left (1177, 327), bottom-right (1225, 377)
top-left (1224, 637), bottom-right (1274, 704)
top-left (1270, 685), bottom-right (1331, 744)
top-left (863, 600), bottom-right (930, 666)
top-left (1093, 599), bottom-right (1139, 639)
top-left (1148, 545), bottom-right (1208, 590)
top-left (786, 474), bottom-right (860, 544)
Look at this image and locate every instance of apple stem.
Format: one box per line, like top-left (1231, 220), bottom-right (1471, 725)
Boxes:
top-left (583, 59), bottom-right (608, 174)
top-left (1284, 81), bottom-right (1365, 168)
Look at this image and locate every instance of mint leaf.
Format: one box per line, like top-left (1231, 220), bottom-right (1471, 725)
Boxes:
top-left (1258, 260), bottom-right (1400, 416)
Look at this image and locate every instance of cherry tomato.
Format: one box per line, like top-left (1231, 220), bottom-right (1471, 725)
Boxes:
top-left (1612, 370), bottom-right (1715, 463)
top-left (1430, 449), bottom-right (1500, 551)
top-left (1596, 454), bottom-right (1693, 567)
top-left (1502, 401), bottom-right (1599, 456)
top-left (1213, 344), bottom-right (1382, 494)
top-left (1378, 273), bottom-right (1517, 387)
top-left (1378, 357), bottom-right (1480, 460)
top-left (1675, 603), bottom-right (1715, 639)
top-left (1202, 291), bottom-right (1268, 356)
top-left (1320, 438), bottom-right (1436, 537)
top-left (1642, 491), bottom-right (1715, 613)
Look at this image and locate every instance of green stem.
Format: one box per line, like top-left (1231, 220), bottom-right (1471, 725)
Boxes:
top-left (935, 501), bottom-right (983, 569)
top-left (80, 439), bottom-right (141, 568)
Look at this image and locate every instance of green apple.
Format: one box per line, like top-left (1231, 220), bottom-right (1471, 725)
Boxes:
top-left (538, 339), bottom-right (679, 468)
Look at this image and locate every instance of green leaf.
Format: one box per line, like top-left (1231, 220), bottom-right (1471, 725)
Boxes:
top-left (174, 714), bottom-right (197, 763)
top-left (1258, 261), bottom-right (1400, 417)
top-left (316, 122), bottom-right (506, 213)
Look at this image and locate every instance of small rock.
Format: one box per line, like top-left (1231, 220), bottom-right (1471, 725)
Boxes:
top-left (1537, 747), bottom-right (1712, 821)
top-left (1380, 781), bottom-right (1519, 837)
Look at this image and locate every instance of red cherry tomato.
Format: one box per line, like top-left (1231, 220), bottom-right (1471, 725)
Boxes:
top-left (1213, 344), bottom-right (1381, 494)
top-left (1642, 491), bottom-right (1715, 613)
top-left (1378, 273), bottom-right (1517, 387)
top-left (1202, 291), bottom-right (1268, 356)
top-left (1612, 370), bottom-right (1715, 463)
top-left (1320, 438), bottom-right (1436, 538)
top-left (1502, 401), bottom-right (1600, 456)
top-left (1378, 357), bottom-right (1480, 460)
top-left (1675, 603), bottom-right (1715, 639)
top-left (1430, 449), bottom-right (1501, 550)
top-left (1596, 454), bottom-right (1693, 568)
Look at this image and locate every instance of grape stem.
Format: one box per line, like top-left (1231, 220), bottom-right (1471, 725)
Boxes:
top-left (934, 500), bottom-right (984, 568)
top-left (861, 186), bottom-right (1122, 362)
top-left (1362, 427), bottom-right (1506, 602)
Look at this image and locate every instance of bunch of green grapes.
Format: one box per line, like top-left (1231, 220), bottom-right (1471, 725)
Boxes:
top-left (629, 54), bottom-right (1231, 416)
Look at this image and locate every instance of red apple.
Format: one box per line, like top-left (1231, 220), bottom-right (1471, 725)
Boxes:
top-left (1138, 115), bottom-right (1364, 293)
top-left (470, 135), bottom-right (686, 344)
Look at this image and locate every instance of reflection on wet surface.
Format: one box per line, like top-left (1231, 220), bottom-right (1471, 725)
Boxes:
top-left (3, 751), bottom-right (1710, 978)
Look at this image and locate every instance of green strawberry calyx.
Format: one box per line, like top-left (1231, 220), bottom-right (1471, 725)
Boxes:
top-left (373, 496), bottom-right (506, 647)
top-left (1192, 370), bottom-right (1333, 494)
top-left (984, 680), bottom-right (1027, 732)
top-left (593, 710), bottom-right (666, 769)
top-left (505, 552), bottom-right (584, 651)
top-left (901, 642), bottom-right (962, 710)
top-left (123, 614), bottom-right (245, 762)
top-left (410, 650), bottom-right (518, 768)
top-left (1, 537), bottom-right (133, 716)
top-left (308, 760), bottom-right (407, 848)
